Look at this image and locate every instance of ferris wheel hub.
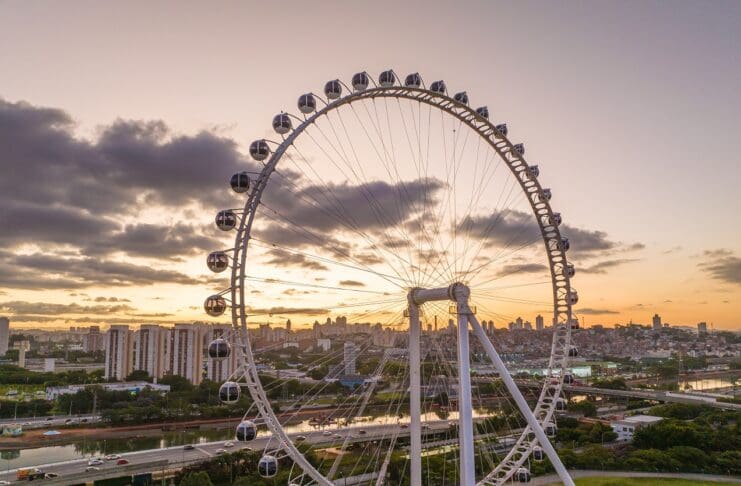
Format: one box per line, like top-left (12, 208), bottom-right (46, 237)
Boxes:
top-left (409, 282), bottom-right (470, 306)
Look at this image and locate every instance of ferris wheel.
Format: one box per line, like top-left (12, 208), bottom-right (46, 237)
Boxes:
top-left (203, 70), bottom-right (577, 485)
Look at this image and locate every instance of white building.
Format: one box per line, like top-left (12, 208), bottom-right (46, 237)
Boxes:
top-left (168, 323), bottom-right (205, 385)
top-left (0, 317), bottom-right (9, 356)
top-left (134, 325), bottom-right (169, 379)
top-left (104, 325), bottom-right (134, 380)
top-left (204, 325), bottom-right (237, 382)
top-left (611, 415), bottom-right (663, 441)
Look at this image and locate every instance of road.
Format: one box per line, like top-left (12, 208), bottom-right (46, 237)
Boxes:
top-left (565, 385), bottom-right (741, 411)
top-left (0, 419), bottom-right (454, 484)
top-left (531, 470), bottom-right (741, 485)
top-left (0, 415), bottom-right (100, 429)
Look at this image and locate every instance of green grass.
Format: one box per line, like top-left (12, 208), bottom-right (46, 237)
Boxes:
top-left (548, 478), bottom-right (729, 486)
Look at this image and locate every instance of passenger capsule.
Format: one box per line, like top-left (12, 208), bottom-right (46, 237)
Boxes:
top-left (568, 289), bottom-right (579, 305)
top-left (570, 318), bottom-right (580, 330)
top-left (515, 467), bottom-right (531, 482)
top-left (564, 262), bottom-right (575, 278)
top-left (551, 212), bottom-right (562, 226)
top-left (528, 165), bottom-right (540, 179)
top-left (513, 143), bottom-right (525, 156)
top-left (556, 397), bottom-right (567, 411)
top-left (352, 72), bottom-right (369, 91)
top-left (545, 422), bottom-right (557, 437)
top-left (404, 72), bottom-right (422, 88)
top-left (204, 295), bottom-right (227, 317)
top-left (563, 373), bottom-right (574, 385)
top-left (495, 123), bottom-right (508, 137)
top-left (541, 188), bottom-right (552, 201)
top-left (208, 338), bottom-right (230, 359)
top-left (429, 80), bottom-right (446, 94)
top-left (297, 93), bottom-right (316, 114)
top-left (258, 455), bottom-right (278, 478)
top-left (476, 106), bottom-right (489, 119)
top-left (249, 139), bottom-right (270, 161)
top-left (272, 113), bottom-right (292, 135)
top-left (235, 420), bottom-right (257, 441)
top-left (219, 381), bottom-right (240, 404)
top-left (215, 210), bottom-right (237, 231)
top-left (532, 445), bottom-right (544, 461)
top-left (560, 237), bottom-right (570, 252)
top-left (230, 171), bottom-right (250, 194)
top-left (378, 70), bottom-right (395, 87)
top-left (324, 79), bottom-right (342, 100)
top-left (453, 91), bottom-right (468, 105)
top-left (568, 345), bottom-right (579, 357)
top-left (206, 251), bottom-right (229, 273)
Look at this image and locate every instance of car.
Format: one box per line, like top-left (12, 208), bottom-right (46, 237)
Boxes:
top-left (223, 441), bottom-right (234, 448)
top-left (116, 459), bottom-right (129, 465)
top-left (81, 418), bottom-right (88, 423)
top-left (85, 466), bottom-right (100, 472)
top-left (64, 418), bottom-right (73, 424)
top-left (400, 423), bottom-right (409, 428)
top-left (88, 459), bottom-right (104, 466)
top-left (332, 433), bottom-right (342, 439)
top-left (104, 454), bottom-right (120, 460)
top-left (183, 444), bottom-right (195, 451)
top-left (358, 430), bottom-right (367, 435)
top-left (45, 417), bottom-right (53, 421)
top-left (215, 448), bottom-right (226, 455)
top-left (295, 435), bottom-right (307, 442)
top-left (322, 430), bottom-right (332, 436)
top-left (44, 473), bottom-right (59, 479)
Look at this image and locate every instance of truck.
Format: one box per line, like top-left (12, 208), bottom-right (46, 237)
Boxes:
top-left (17, 467), bottom-right (45, 480)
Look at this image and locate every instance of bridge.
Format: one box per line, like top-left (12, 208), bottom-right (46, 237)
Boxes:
top-left (564, 385), bottom-right (741, 411)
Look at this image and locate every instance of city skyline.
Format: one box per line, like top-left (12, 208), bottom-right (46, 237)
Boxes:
top-left (1, 2), bottom-right (740, 330)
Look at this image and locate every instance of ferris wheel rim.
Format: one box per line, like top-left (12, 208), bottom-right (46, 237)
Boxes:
top-left (219, 74), bottom-right (575, 485)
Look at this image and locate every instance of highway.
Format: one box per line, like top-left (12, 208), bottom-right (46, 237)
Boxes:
top-left (565, 385), bottom-right (741, 411)
top-left (0, 415), bottom-right (101, 430)
top-left (0, 420), bottom-right (454, 484)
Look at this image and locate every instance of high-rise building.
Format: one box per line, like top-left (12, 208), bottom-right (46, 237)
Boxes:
top-left (105, 325), bottom-right (134, 380)
top-left (535, 315), bottom-right (544, 331)
top-left (524, 321), bottom-right (532, 331)
top-left (652, 314), bottom-right (662, 331)
top-left (343, 341), bottom-right (358, 375)
top-left (0, 317), bottom-right (9, 356)
top-left (84, 325), bottom-right (104, 353)
top-left (697, 322), bottom-right (708, 334)
top-left (286, 319), bottom-right (292, 332)
top-left (134, 325), bottom-right (169, 379)
top-left (168, 324), bottom-right (205, 385)
top-left (205, 325), bottom-right (236, 382)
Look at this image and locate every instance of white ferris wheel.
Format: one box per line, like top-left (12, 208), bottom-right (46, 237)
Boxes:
top-left (203, 70), bottom-right (577, 486)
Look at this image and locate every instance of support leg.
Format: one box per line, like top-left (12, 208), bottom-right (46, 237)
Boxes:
top-left (457, 309), bottom-right (476, 485)
top-left (468, 314), bottom-right (574, 486)
top-left (408, 302), bottom-right (422, 486)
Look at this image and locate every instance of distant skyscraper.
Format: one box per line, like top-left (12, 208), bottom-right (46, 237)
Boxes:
top-left (524, 321), bottom-right (532, 331)
top-left (84, 325), bottom-right (104, 352)
top-left (168, 324), bottom-right (205, 385)
top-left (343, 341), bottom-right (358, 375)
top-left (697, 322), bottom-right (708, 334)
top-left (652, 314), bottom-right (662, 330)
top-left (286, 319), bottom-right (292, 332)
top-left (134, 325), bottom-right (168, 379)
top-left (0, 317), bottom-right (9, 356)
top-left (535, 315), bottom-right (544, 331)
top-left (105, 325), bottom-right (133, 380)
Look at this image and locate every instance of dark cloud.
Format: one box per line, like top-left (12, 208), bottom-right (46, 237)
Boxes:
top-left (699, 249), bottom-right (741, 285)
top-left (577, 308), bottom-right (620, 315)
top-left (496, 263), bottom-right (549, 276)
top-left (0, 251), bottom-right (200, 290)
top-left (339, 280), bottom-right (365, 287)
top-left (246, 306), bottom-right (329, 316)
top-left (579, 258), bottom-right (639, 274)
top-left (265, 249), bottom-right (328, 271)
top-left (92, 297), bottom-right (131, 303)
top-left (86, 223), bottom-right (220, 260)
top-left (0, 300), bottom-right (135, 315)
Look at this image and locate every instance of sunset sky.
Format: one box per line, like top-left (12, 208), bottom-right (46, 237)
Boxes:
top-left (1, 1), bottom-right (739, 330)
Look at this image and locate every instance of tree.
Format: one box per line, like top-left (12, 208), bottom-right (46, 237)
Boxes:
top-left (179, 471), bottom-right (213, 486)
top-left (125, 369), bottom-right (151, 382)
top-left (568, 400), bottom-right (597, 417)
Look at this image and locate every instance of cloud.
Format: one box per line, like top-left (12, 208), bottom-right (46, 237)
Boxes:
top-left (265, 249), bottom-right (328, 271)
top-left (0, 300), bottom-right (135, 315)
top-left (246, 306), bottom-right (329, 316)
top-left (496, 263), bottom-right (549, 276)
top-left (577, 308), bottom-right (620, 315)
top-left (339, 280), bottom-right (365, 287)
top-left (698, 249), bottom-right (741, 285)
top-left (579, 258), bottom-right (639, 274)
top-left (92, 297), bottom-right (131, 303)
